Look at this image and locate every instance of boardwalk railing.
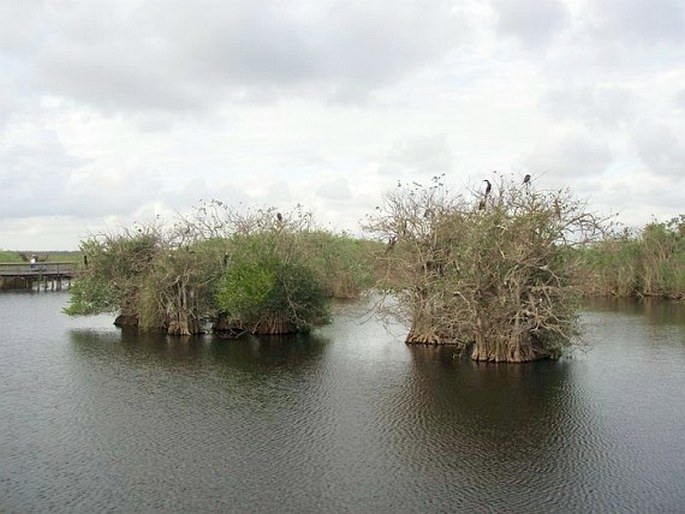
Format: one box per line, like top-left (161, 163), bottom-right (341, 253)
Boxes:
top-left (0, 262), bottom-right (78, 278)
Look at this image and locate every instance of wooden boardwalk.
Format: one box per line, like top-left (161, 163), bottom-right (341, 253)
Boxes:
top-left (0, 262), bottom-right (79, 290)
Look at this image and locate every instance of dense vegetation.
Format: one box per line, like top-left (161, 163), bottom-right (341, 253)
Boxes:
top-left (50, 180), bottom-right (685, 362)
top-left (364, 175), bottom-right (607, 362)
top-left (215, 232), bottom-right (329, 336)
top-left (576, 216), bottom-right (685, 299)
top-left (65, 204), bottom-right (373, 337)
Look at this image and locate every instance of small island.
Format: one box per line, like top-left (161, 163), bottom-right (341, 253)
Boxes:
top-left (55, 177), bottom-right (685, 363)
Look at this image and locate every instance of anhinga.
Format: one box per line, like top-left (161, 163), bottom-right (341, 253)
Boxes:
top-left (483, 179), bottom-right (492, 196)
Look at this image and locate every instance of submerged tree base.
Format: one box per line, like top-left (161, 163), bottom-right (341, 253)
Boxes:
top-left (405, 333), bottom-right (552, 362)
top-left (114, 313), bottom-right (204, 336)
top-left (469, 344), bottom-right (550, 363)
top-left (213, 315), bottom-right (299, 338)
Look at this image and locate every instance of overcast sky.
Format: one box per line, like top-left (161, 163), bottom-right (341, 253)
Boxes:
top-left (1, 0), bottom-right (684, 250)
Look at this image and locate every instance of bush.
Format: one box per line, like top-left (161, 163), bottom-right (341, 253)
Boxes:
top-left (295, 230), bottom-right (376, 299)
top-left (216, 233), bottom-right (329, 335)
top-left (65, 228), bottom-right (163, 324)
top-left (365, 175), bottom-right (606, 362)
top-left (63, 275), bottom-right (117, 315)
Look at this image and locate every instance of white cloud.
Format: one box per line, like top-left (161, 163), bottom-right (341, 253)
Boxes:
top-left (0, 0), bottom-right (684, 249)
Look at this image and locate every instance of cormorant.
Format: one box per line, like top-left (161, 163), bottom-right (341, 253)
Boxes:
top-left (483, 179), bottom-right (492, 196)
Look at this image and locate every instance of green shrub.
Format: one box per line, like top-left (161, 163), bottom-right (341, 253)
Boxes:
top-left (216, 234), bottom-right (329, 335)
top-left (576, 215), bottom-right (685, 299)
top-left (63, 275), bottom-right (117, 315)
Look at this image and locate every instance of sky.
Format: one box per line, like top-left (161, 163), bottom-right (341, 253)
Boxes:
top-left (1, 0), bottom-right (684, 250)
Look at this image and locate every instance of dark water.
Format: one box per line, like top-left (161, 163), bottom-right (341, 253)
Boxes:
top-left (1, 293), bottom-right (684, 513)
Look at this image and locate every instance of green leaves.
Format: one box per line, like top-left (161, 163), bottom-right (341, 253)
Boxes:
top-left (63, 275), bottom-right (116, 315)
top-left (216, 233), bottom-right (329, 333)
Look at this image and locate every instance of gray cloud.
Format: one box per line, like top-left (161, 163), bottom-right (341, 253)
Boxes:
top-left (492, 0), bottom-right (571, 48)
top-left (0, 0), bottom-right (49, 52)
top-left (18, 0), bottom-right (464, 112)
top-left (586, 0), bottom-right (685, 45)
top-left (2, 0), bottom-right (684, 249)
top-left (0, 126), bottom-right (162, 219)
top-left (0, 130), bottom-right (83, 218)
top-left (524, 133), bottom-right (615, 178)
top-left (601, 173), bottom-right (685, 221)
top-left (378, 134), bottom-right (453, 178)
top-left (543, 85), bottom-right (635, 128)
top-left (316, 176), bottom-right (353, 201)
top-left (633, 124), bottom-right (685, 177)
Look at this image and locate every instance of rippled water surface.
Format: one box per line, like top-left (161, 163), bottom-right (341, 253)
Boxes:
top-left (1, 293), bottom-right (684, 513)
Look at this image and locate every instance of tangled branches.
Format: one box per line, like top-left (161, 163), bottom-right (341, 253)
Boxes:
top-left (365, 175), bottom-right (608, 362)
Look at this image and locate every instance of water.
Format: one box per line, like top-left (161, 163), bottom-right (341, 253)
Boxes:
top-left (1, 293), bottom-right (684, 513)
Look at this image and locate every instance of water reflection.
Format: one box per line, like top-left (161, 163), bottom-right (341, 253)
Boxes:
top-left (584, 296), bottom-right (685, 326)
top-left (68, 328), bottom-right (330, 373)
top-left (2, 293), bottom-right (684, 512)
top-left (385, 347), bottom-right (587, 510)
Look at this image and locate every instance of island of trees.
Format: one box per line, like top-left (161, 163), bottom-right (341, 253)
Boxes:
top-left (30, 176), bottom-right (682, 363)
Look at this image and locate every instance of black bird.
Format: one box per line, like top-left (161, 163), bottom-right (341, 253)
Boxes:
top-left (483, 179), bottom-right (492, 196)
top-left (384, 236), bottom-right (397, 255)
top-left (276, 212), bottom-right (283, 222)
top-left (523, 174), bottom-right (531, 185)
top-left (83, 255), bottom-right (88, 268)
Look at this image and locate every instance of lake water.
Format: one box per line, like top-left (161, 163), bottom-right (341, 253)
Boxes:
top-left (1, 292), bottom-right (684, 513)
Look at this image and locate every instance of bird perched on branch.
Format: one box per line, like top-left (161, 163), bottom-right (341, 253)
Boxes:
top-left (483, 179), bottom-right (492, 196)
top-left (276, 212), bottom-right (283, 222)
top-left (523, 174), bottom-right (531, 185)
